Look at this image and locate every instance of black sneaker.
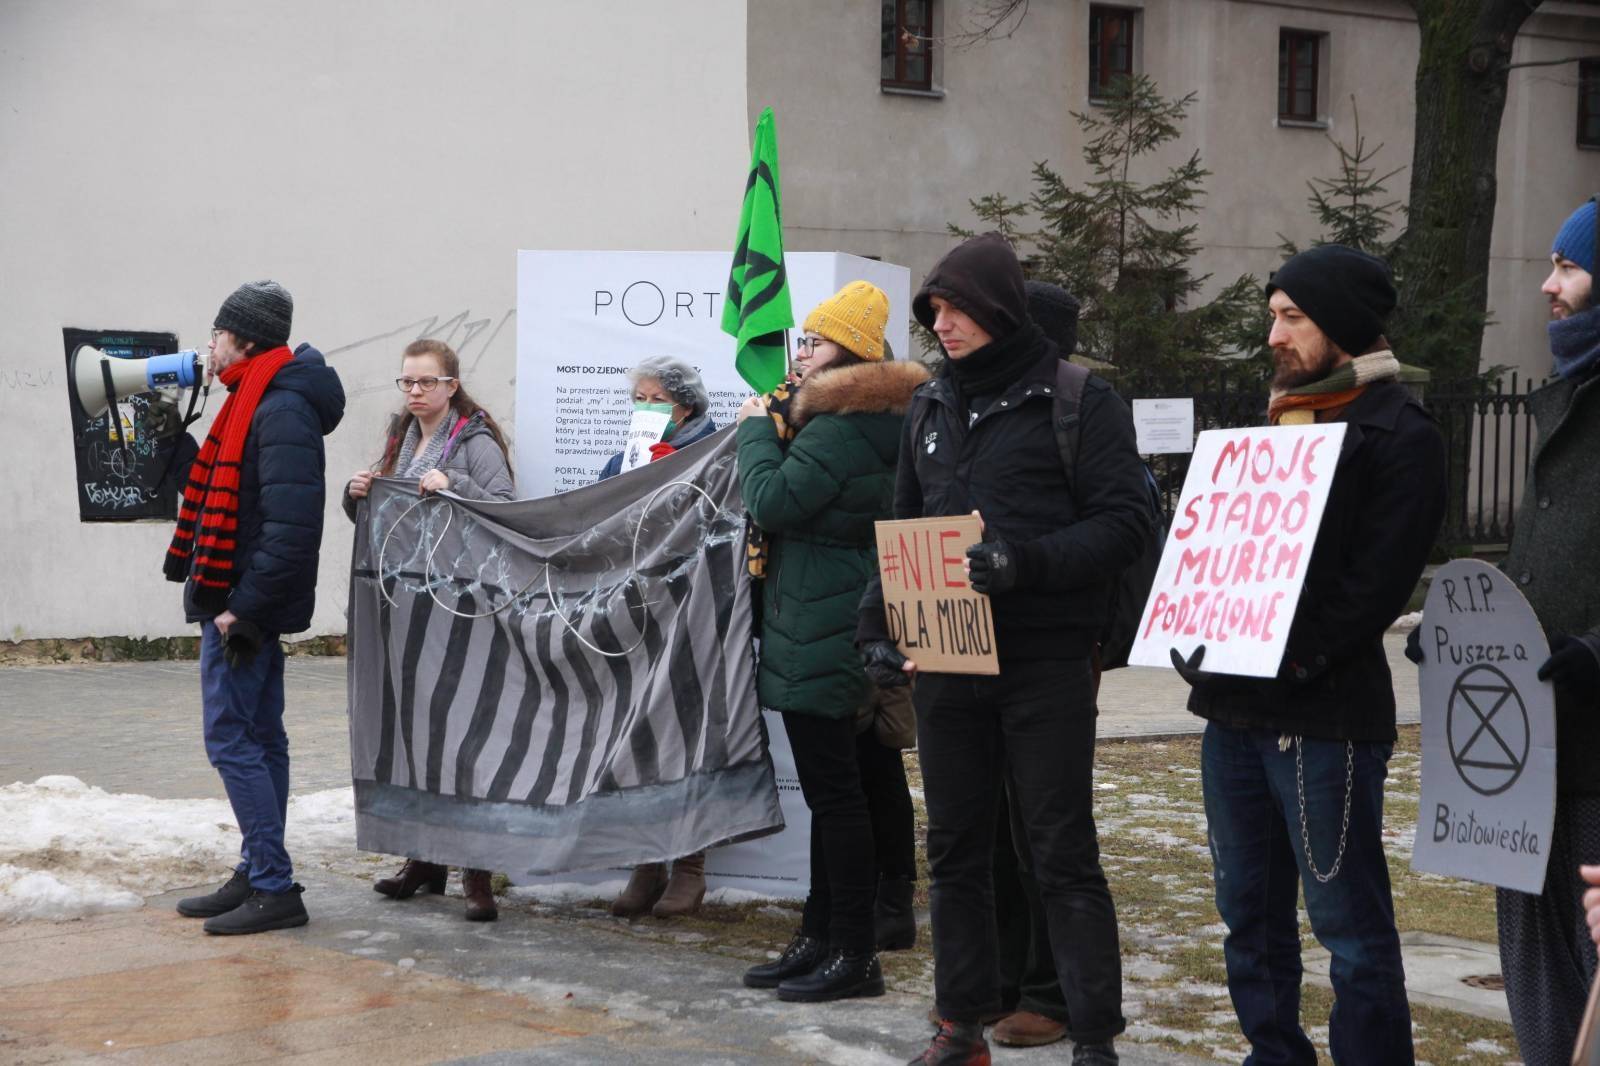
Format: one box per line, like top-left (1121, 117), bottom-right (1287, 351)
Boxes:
top-left (202, 884), bottom-right (309, 935)
top-left (176, 869), bottom-right (251, 918)
top-left (776, 947), bottom-right (885, 1002)
top-left (1072, 1042), bottom-right (1119, 1065)
top-left (743, 934), bottom-right (825, 989)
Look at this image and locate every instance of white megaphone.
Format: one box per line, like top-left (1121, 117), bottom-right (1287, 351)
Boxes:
top-left (67, 345), bottom-right (207, 422)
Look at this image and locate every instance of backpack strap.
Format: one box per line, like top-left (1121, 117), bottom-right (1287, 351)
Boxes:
top-left (1052, 361), bottom-right (1092, 503)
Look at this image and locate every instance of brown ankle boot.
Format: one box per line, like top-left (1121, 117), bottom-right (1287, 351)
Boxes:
top-left (373, 859), bottom-right (447, 900)
top-left (461, 868), bottom-right (498, 922)
top-left (611, 862), bottom-right (667, 917)
top-left (651, 851), bottom-right (706, 918)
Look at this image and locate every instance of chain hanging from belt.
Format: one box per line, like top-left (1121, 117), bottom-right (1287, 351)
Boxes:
top-left (1288, 734), bottom-right (1354, 883)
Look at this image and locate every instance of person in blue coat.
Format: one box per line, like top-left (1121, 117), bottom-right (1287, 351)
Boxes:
top-left (596, 356), bottom-right (718, 481)
top-left (168, 281), bottom-right (345, 935)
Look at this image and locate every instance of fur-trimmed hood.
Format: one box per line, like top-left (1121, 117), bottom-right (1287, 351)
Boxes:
top-left (790, 360), bottom-right (930, 428)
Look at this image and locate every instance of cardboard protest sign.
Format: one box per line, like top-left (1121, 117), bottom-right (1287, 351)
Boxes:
top-left (874, 514), bottom-right (999, 675)
top-left (1128, 423), bottom-right (1346, 678)
top-left (1410, 558), bottom-right (1556, 893)
top-left (620, 404), bottom-right (673, 473)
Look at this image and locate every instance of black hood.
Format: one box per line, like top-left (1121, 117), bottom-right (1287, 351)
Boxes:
top-left (269, 343), bottom-right (345, 435)
top-left (913, 232), bottom-right (1028, 341)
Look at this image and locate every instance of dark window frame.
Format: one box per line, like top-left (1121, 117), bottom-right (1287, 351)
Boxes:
top-left (1580, 59), bottom-right (1600, 149)
top-left (1278, 29), bottom-right (1322, 122)
top-left (1088, 5), bottom-right (1138, 98)
top-left (882, 0), bottom-right (935, 92)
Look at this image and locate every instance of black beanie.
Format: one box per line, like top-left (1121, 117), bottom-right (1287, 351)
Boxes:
top-left (1024, 280), bottom-right (1081, 355)
top-left (214, 280), bottom-right (293, 349)
top-left (1265, 245), bottom-right (1395, 356)
top-left (913, 232), bottom-right (1027, 340)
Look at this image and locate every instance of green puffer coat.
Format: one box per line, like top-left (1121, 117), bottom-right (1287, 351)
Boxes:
top-left (736, 360), bottom-right (929, 717)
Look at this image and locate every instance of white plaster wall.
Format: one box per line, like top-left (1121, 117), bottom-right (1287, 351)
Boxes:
top-left (0, 0), bottom-right (749, 640)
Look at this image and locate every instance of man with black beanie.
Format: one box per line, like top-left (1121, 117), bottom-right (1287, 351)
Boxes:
top-left (1173, 244), bottom-right (1445, 1064)
top-left (169, 280), bottom-right (345, 935)
top-left (859, 234), bottom-right (1150, 1065)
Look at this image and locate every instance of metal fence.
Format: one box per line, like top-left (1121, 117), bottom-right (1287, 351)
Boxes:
top-left (1108, 367), bottom-right (1543, 551)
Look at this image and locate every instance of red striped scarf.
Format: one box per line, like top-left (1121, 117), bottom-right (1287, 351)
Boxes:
top-left (163, 346), bottom-right (295, 590)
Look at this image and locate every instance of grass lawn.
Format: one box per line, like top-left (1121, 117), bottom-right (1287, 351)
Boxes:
top-left (497, 723), bottom-right (1518, 1065)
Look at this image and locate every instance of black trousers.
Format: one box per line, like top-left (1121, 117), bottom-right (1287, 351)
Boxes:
top-left (917, 656), bottom-right (1124, 1044)
top-left (858, 728), bottom-right (916, 883)
top-left (995, 781), bottom-right (1068, 1020)
top-left (782, 711), bottom-right (876, 953)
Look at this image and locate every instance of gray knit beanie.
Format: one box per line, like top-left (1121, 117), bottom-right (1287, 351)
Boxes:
top-left (214, 280), bottom-right (293, 349)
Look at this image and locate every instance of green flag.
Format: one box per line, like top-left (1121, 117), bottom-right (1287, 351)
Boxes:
top-left (721, 107), bottom-right (793, 394)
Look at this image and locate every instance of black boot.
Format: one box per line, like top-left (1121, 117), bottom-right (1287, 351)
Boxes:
top-left (1071, 1042), bottom-right (1119, 1065)
top-left (202, 884), bottom-right (309, 935)
top-left (776, 947), bottom-right (885, 1002)
top-left (742, 933), bottom-right (826, 989)
top-left (176, 869), bottom-right (251, 918)
top-left (875, 876), bottom-right (917, 951)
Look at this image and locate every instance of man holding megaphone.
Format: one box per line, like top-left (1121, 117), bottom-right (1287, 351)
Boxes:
top-left (163, 280), bottom-right (346, 936)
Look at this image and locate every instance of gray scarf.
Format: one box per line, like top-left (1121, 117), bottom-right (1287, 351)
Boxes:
top-left (395, 416), bottom-right (455, 479)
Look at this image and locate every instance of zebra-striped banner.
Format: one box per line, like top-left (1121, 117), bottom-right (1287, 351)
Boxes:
top-left (347, 427), bottom-right (784, 877)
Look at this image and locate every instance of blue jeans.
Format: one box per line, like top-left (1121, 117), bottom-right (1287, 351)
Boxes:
top-left (200, 619), bottom-right (292, 893)
top-left (1201, 722), bottom-right (1412, 1066)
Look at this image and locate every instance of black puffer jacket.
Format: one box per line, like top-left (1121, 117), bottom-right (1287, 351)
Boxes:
top-left (859, 341), bottom-right (1152, 660)
top-left (1183, 381), bottom-right (1446, 742)
top-left (183, 344), bottom-right (345, 634)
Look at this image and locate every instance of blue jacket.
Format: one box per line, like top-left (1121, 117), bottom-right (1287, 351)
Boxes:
top-left (596, 412), bottom-right (718, 482)
top-left (184, 344), bottom-right (345, 634)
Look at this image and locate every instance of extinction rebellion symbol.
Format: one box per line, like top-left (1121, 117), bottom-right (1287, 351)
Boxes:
top-left (1446, 663), bottom-right (1530, 797)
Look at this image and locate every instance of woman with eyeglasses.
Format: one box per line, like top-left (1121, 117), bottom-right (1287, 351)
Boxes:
top-left (734, 281), bottom-right (928, 1003)
top-left (597, 354), bottom-right (720, 921)
top-left (342, 337), bottom-right (514, 921)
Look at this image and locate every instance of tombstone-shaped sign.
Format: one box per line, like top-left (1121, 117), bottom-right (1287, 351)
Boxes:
top-left (1128, 423), bottom-right (1345, 678)
top-left (1410, 558), bottom-right (1556, 894)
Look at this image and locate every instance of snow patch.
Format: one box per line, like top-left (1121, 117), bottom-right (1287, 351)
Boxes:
top-left (772, 1028), bottom-right (901, 1066)
top-left (0, 776), bottom-right (355, 923)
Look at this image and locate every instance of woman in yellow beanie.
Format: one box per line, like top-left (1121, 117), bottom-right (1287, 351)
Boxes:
top-left (734, 281), bottom-right (928, 1002)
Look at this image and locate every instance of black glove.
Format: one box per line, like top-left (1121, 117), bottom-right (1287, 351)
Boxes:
top-left (1404, 626), bottom-right (1424, 665)
top-left (223, 620), bottom-right (264, 670)
top-left (1170, 645), bottom-right (1207, 686)
top-left (1538, 634), bottom-right (1600, 695)
top-left (965, 539), bottom-right (1020, 596)
top-left (860, 639), bottom-right (912, 689)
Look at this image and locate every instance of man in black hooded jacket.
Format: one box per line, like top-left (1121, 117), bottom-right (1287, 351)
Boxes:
top-left (859, 234), bottom-right (1149, 1066)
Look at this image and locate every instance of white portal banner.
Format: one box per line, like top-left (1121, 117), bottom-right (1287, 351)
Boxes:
top-left (1410, 559), bottom-right (1556, 893)
top-left (1128, 424), bottom-right (1346, 678)
top-left (515, 250), bottom-right (913, 498)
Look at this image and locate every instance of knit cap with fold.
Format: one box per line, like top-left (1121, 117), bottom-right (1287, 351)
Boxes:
top-left (913, 231), bottom-right (1027, 340)
top-left (804, 280), bottom-right (890, 360)
top-left (1024, 279), bottom-right (1081, 355)
top-left (214, 280), bottom-right (294, 349)
top-left (1265, 245), bottom-right (1395, 357)
top-left (1551, 198), bottom-right (1597, 274)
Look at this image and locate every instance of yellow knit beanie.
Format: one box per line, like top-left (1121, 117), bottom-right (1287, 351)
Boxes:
top-left (803, 281), bottom-right (889, 361)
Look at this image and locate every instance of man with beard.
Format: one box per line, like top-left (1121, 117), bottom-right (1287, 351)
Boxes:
top-left (858, 233), bottom-right (1149, 1066)
top-left (1449, 198), bottom-right (1600, 1066)
top-left (1173, 244), bottom-right (1445, 1065)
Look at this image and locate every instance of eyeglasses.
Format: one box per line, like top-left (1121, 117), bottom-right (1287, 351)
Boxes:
top-left (395, 376), bottom-right (456, 392)
top-left (796, 335), bottom-right (827, 354)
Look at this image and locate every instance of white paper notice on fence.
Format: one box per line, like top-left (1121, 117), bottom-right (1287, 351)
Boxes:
top-left (620, 405), bottom-right (673, 473)
top-left (1409, 559), bottom-right (1555, 894)
top-left (1127, 423), bottom-right (1346, 678)
top-left (1132, 398), bottom-right (1195, 454)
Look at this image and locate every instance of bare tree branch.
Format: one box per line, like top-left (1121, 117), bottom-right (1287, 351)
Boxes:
top-left (1505, 52), bottom-right (1600, 70)
top-left (903, 0), bottom-right (1030, 50)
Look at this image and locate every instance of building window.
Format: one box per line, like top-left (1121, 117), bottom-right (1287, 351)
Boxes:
top-left (1279, 30), bottom-right (1322, 122)
top-left (882, 0), bottom-right (934, 92)
top-left (1581, 59), bottom-right (1600, 148)
top-left (1089, 6), bottom-right (1137, 98)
